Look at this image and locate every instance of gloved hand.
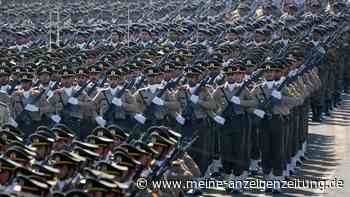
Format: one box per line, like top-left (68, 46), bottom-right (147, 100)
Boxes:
top-left (95, 116), bottom-right (107, 126)
top-left (213, 115), bottom-right (226, 125)
top-left (271, 90), bottom-right (282, 100)
top-left (51, 114), bottom-right (61, 123)
top-left (230, 96), bottom-right (241, 105)
top-left (254, 109), bottom-right (266, 118)
top-left (68, 97), bottom-right (79, 105)
top-left (112, 98), bottom-right (122, 106)
top-left (190, 95), bottom-right (199, 104)
top-left (134, 113), bottom-right (146, 124)
top-left (152, 96), bottom-right (164, 106)
top-left (24, 104), bottom-right (39, 112)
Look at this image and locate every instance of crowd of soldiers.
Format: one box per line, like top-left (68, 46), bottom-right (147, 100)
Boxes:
top-left (0, 0), bottom-right (349, 196)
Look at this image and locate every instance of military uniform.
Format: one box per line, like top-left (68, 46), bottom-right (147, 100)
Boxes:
top-left (11, 73), bottom-right (52, 136)
top-left (213, 65), bottom-right (258, 191)
top-left (48, 69), bottom-right (92, 139)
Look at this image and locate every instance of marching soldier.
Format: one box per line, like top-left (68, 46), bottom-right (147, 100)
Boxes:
top-left (176, 66), bottom-right (218, 174)
top-left (11, 72), bottom-right (52, 136)
top-left (213, 65), bottom-right (258, 192)
top-left (48, 69), bottom-right (92, 139)
top-left (251, 62), bottom-right (304, 193)
top-left (94, 68), bottom-right (140, 133)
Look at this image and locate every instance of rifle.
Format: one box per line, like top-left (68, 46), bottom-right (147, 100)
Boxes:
top-left (182, 74), bottom-right (210, 121)
top-left (221, 69), bottom-right (263, 118)
top-left (102, 80), bottom-right (135, 122)
top-left (86, 75), bottom-right (107, 96)
top-left (255, 49), bottom-right (324, 120)
top-left (129, 136), bottom-right (199, 197)
top-left (63, 81), bottom-right (91, 113)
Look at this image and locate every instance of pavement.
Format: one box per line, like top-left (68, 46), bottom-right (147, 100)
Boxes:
top-left (203, 93), bottom-right (350, 197)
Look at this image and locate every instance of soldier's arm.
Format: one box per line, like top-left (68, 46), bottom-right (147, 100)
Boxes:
top-left (163, 91), bottom-right (181, 111)
top-left (78, 92), bottom-right (93, 108)
top-left (198, 89), bottom-right (217, 110)
top-left (133, 90), bottom-right (147, 112)
top-left (47, 91), bottom-right (64, 112)
top-left (281, 87), bottom-right (304, 107)
top-left (123, 90), bottom-right (140, 113)
top-left (240, 88), bottom-right (259, 107)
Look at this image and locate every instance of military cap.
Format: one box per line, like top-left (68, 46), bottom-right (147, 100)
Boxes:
top-left (50, 64), bottom-right (61, 72)
top-left (85, 178), bottom-right (126, 194)
top-left (262, 61), bottom-right (282, 71)
top-left (14, 175), bottom-right (50, 195)
top-left (73, 147), bottom-right (100, 161)
top-left (119, 143), bottom-right (148, 158)
top-left (5, 145), bottom-right (36, 163)
top-left (0, 129), bottom-right (23, 144)
top-left (223, 65), bottom-right (245, 74)
top-left (87, 65), bottom-right (102, 74)
top-left (134, 141), bottom-right (159, 156)
top-left (0, 66), bottom-right (10, 76)
top-left (205, 60), bottom-right (221, 70)
top-left (75, 66), bottom-right (88, 76)
top-left (29, 133), bottom-right (54, 147)
top-left (107, 125), bottom-right (129, 140)
top-left (65, 190), bottom-right (90, 197)
top-left (20, 72), bottom-right (33, 82)
top-left (51, 151), bottom-right (86, 166)
top-left (36, 65), bottom-right (52, 75)
top-left (60, 69), bottom-right (75, 78)
top-left (106, 68), bottom-right (121, 78)
top-left (243, 59), bottom-right (256, 68)
top-left (112, 151), bottom-right (141, 167)
top-left (72, 140), bottom-right (98, 151)
top-left (149, 132), bottom-right (175, 147)
top-left (238, 3), bottom-right (251, 10)
top-left (96, 161), bottom-right (128, 176)
top-left (86, 135), bottom-right (114, 147)
top-left (185, 66), bottom-right (202, 76)
top-left (0, 156), bottom-right (22, 173)
top-left (31, 162), bottom-right (59, 180)
top-left (145, 66), bottom-right (160, 76)
top-left (51, 128), bottom-right (75, 140)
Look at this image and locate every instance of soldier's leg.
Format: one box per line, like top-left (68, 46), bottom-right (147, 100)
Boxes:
top-left (260, 117), bottom-right (273, 177)
top-left (270, 115), bottom-right (285, 192)
top-left (188, 118), bottom-right (211, 175)
top-left (249, 121), bottom-right (260, 175)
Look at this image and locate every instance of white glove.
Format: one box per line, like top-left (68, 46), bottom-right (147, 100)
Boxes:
top-left (95, 116), bottom-right (106, 126)
top-left (288, 70), bottom-right (296, 77)
top-left (176, 114), bottom-right (185, 125)
top-left (230, 96), bottom-right (241, 105)
top-left (213, 115), bottom-right (226, 125)
top-left (51, 114), bottom-right (61, 123)
top-left (47, 90), bottom-right (54, 98)
top-left (112, 98), bottom-right (122, 106)
top-left (271, 90), bottom-right (282, 99)
top-left (190, 95), bottom-right (199, 104)
top-left (9, 118), bottom-right (18, 128)
top-left (254, 109), bottom-right (266, 118)
top-left (24, 104), bottom-right (39, 112)
top-left (134, 113), bottom-right (146, 124)
top-left (68, 97), bottom-right (79, 105)
top-left (152, 96), bottom-right (164, 106)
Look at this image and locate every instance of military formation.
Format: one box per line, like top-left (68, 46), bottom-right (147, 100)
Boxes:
top-left (0, 0), bottom-right (349, 196)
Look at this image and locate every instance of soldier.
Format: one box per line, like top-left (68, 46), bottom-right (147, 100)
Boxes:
top-left (251, 62), bottom-right (303, 193)
top-left (176, 66), bottom-right (218, 174)
top-left (94, 68), bottom-right (140, 132)
top-left (51, 151), bottom-right (86, 193)
top-left (213, 65), bottom-right (258, 192)
top-left (11, 72), bottom-right (52, 136)
top-left (136, 66), bottom-right (181, 130)
top-left (0, 156), bottom-right (22, 186)
top-left (0, 66), bottom-right (11, 106)
top-left (48, 69), bottom-right (92, 139)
